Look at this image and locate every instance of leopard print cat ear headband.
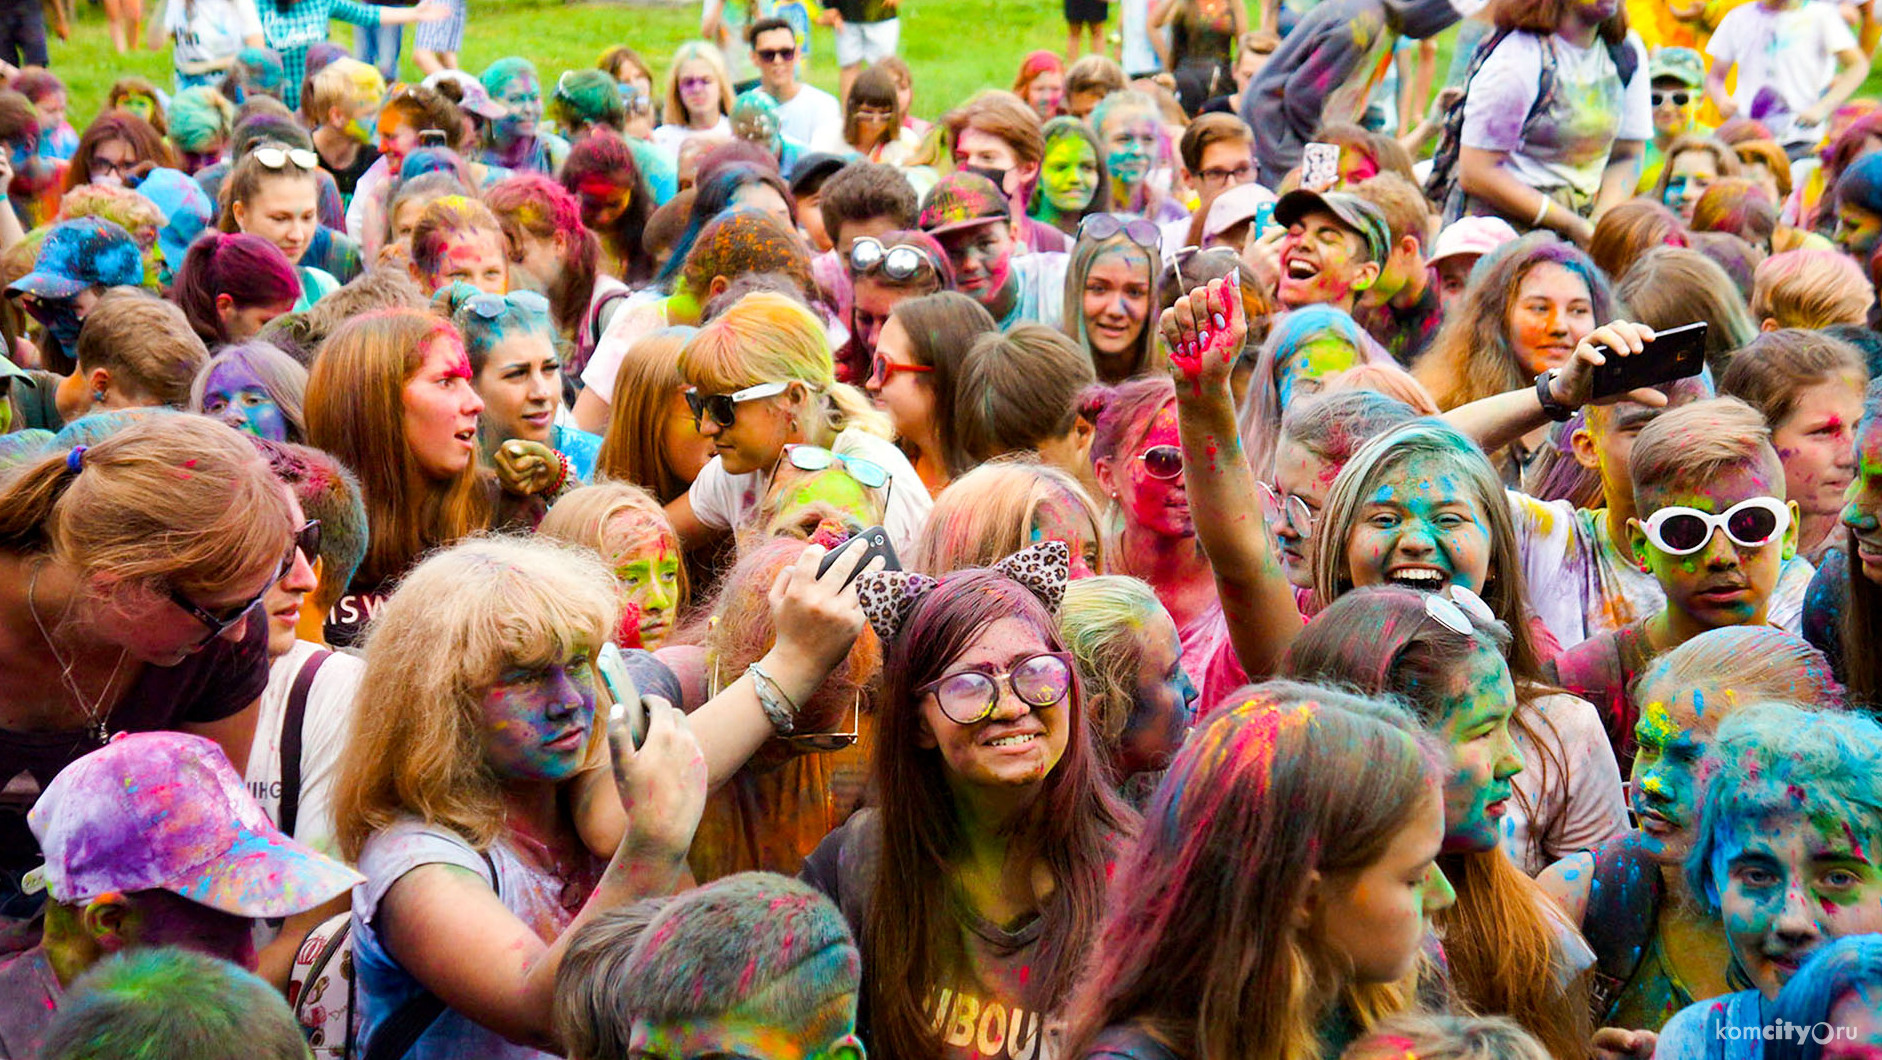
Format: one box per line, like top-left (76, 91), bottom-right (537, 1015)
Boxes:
top-left (855, 540), bottom-right (1070, 643)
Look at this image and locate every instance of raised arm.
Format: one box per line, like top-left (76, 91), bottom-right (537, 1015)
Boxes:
top-left (1161, 276), bottom-right (1306, 677)
top-left (1440, 319), bottom-right (1665, 454)
top-left (375, 699), bottom-right (707, 1050)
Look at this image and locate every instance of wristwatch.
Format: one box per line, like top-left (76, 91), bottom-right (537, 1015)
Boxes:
top-left (1535, 369), bottom-right (1572, 423)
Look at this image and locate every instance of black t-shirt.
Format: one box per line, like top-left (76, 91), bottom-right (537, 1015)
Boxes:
top-left (836, 0), bottom-right (894, 23)
top-left (323, 143), bottom-right (382, 199)
top-left (0, 609), bottom-right (269, 877)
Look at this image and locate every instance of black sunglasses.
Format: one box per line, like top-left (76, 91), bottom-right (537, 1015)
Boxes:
top-left (169, 520), bottom-right (320, 647)
top-left (683, 381), bottom-right (790, 430)
top-left (756, 46), bottom-right (797, 62)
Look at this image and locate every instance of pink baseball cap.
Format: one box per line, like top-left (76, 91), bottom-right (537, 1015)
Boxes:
top-left (1202, 182), bottom-right (1278, 244)
top-left (24, 732), bottom-right (362, 917)
top-left (1429, 216), bottom-right (1518, 266)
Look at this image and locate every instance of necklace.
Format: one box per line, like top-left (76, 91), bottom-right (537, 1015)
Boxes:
top-left (27, 563), bottom-right (127, 746)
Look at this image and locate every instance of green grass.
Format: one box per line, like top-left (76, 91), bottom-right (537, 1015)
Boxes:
top-left (41, 0), bottom-right (1882, 130)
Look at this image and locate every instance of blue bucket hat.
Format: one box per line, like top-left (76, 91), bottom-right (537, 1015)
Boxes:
top-left (135, 168), bottom-right (213, 275)
top-left (8, 218), bottom-right (145, 300)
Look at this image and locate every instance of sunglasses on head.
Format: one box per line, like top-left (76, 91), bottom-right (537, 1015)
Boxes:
top-left (918, 651), bottom-right (1075, 726)
top-left (464, 289), bottom-right (550, 319)
top-left (170, 520), bottom-right (320, 648)
top-left (1079, 212), bottom-right (1162, 250)
top-left (252, 144), bottom-right (319, 171)
top-left (849, 237), bottom-right (940, 282)
top-left (1639, 497), bottom-right (1790, 555)
top-left (783, 443), bottom-right (890, 489)
top-left (756, 46), bottom-right (797, 62)
top-left (683, 380), bottom-right (790, 429)
top-left (1138, 443), bottom-right (1182, 481)
top-left (1419, 584), bottom-right (1494, 636)
top-left (1651, 91), bottom-right (1694, 108)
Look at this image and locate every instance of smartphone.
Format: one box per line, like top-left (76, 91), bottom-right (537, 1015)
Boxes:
top-left (1251, 201), bottom-right (1276, 236)
top-left (418, 129), bottom-right (448, 148)
top-left (597, 643), bottom-right (647, 751)
top-left (1301, 142), bottom-right (1340, 191)
top-left (1589, 321), bottom-right (1708, 401)
top-left (815, 526), bottom-right (900, 591)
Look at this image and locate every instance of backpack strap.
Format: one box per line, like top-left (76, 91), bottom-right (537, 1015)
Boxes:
top-left (1423, 26), bottom-right (1522, 209)
top-left (1582, 831), bottom-right (1664, 1021)
top-left (278, 649), bottom-right (333, 841)
top-left (359, 848), bottom-right (499, 1060)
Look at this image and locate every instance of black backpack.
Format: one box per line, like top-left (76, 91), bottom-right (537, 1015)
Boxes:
top-left (1426, 27), bottom-right (1641, 223)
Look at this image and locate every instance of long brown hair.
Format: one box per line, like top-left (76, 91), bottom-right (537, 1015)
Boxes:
top-left (64, 110), bottom-right (174, 192)
top-left (867, 569), bottom-right (1132, 1060)
top-left (1061, 681), bottom-right (1434, 1060)
top-left (304, 308), bottom-right (492, 589)
top-left (1282, 587), bottom-right (1594, 1060)
top-left (595, 328), bottom-right (697, 504)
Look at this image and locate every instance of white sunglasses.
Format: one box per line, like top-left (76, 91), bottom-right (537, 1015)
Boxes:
top-left (1639, 497), bottom-right (1790, 556)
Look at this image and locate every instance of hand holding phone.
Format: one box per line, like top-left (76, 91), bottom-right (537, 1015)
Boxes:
top-left (815, 526), bottom-right (900, 591)
top-left (1588, 321), bottom-right (1707, 401)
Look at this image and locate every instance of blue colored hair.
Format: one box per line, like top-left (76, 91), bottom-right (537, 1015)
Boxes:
top-left (1767, 935), bottom-right (1882, 1060)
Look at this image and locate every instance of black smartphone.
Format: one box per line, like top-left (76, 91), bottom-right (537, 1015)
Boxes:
top-left (418, 129), bottom-right (448, 148)
top-left (816, 526), bottom-right (900, 591)
top-left (1589, 321), bottom-right (1708, 400)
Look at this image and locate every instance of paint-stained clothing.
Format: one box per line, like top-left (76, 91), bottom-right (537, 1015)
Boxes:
top-left (1244, 0), bottom-right (1473, 185)
top-left (1543, 618), bottom-right (1651, 773)
top-left (351, 819), bottom-right (604, 1060)
top-left (1459, 30), bottom-right (1652, 213)
top-left (0, 610), bottom-right (268, 885)
top-left (257, 0), bottom-right (387, 110)
top-left (802, 809), bottom-right (1074, 1060)
top-left (687, 426), bottom-right (933, 554)
top-left (0, 944), bottom-right (58, 1059)
top-left (1180, 605), bottom-right (1248, 719)
top-left (1656, 989), bottom-right (1767, 1060)
top-left (1509, 493), bottom-right (1813, 649)
top-left (1355, 274), bottom-right (1444, 366)
top-left (1802, 547), bottom-right (1848, 685)
top-left (1500, 691), bottom-right (1629, 874)
top-left (1707, 0), bottom-right (1856, 147)
top-left (244, 642), bottom-right (362, 859)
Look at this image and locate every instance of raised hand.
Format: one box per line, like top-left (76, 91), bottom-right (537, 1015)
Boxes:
top-left (495, 439), bottom-right (562, 496)
top-left (1549, 319), bottom-right (1670, 410)
top-left (1160, 272), bottom-right (1246, 397)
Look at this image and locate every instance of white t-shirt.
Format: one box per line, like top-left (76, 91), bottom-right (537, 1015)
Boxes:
top-left (652, 117), bottom-right (733, 155)
top-left (1001, 251), bottom-right (1068, 331)
top-left (1707, 1), bottom-right (1857, 145)
top-left (165, 0), bottom-right (264, 74)
top-left (1510, 492), bottom-right (1814, 649)
top-left (244, 641), bottom-right (364, 861)
top-left (687, 425), bottom-right (933, 551)
top-left (577, 291), bottom-right (672, 401)
top-left (1120, 0), bottom-right (1161, 76)
top-left (774, 84), bottom-right (845, 153)
top-left (1501, 691), bottom-right (1629, 875)
top-left (1461, 31), bottom-right (1652, 208)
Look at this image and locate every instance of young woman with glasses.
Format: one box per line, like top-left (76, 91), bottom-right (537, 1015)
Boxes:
top-left (1066, 212), bottom-right (1162, 384)
top-left (868, 291), bottom-right (999, 494)
top-left (667, 291), bottom-right (932, 552)
top-left (803, 543), bottom-right (1133, 1060)
top-left (0, 414), bottom-right (298, 913)
top-left (218, 142), bottom-right (341, 310)
top-left (843, 64), bottom-right (919, 165)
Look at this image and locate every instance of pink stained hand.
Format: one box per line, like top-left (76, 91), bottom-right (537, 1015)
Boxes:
top-left (1161, 272), bottom-right (1246, 395)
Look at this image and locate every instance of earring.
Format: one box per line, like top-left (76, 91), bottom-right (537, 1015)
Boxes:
top-left (91, 390), bottom-right (105, 404)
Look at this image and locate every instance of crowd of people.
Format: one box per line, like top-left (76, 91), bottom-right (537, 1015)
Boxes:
top-left (3, 0), bottom-right (1882, 1056)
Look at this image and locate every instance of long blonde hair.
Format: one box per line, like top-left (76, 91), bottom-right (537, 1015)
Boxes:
top-left (0, 414), bottom-right (293, 599)
top-left (677, 291), bottom-right (891, 442)
top-left (1060, 574), bottom-right (1165, 751)
top-left (911, 458), bottom-right (1104, 575)
top-left (333, 535), bottom-right (620, 859)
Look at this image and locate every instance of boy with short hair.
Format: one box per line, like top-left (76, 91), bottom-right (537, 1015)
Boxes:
top-left (1064, 54), bottom-right (1127, 120)
top-left (814, 161), bottom-right (918, 322)
top-left (305, 57), bottom-right (385, 200)
top-left (40, 949), bottom-right (312, 1060)
top-left (1268, 186), bottom-right (1389, 314)
top-left (1705, 0), bottom-right (1869, 152)
top-left (1749, 248), bottom-right (1872, 330)
top-left (57, 289), bottom-right (207, 421)
top-left (919, 171), bottom-right (1068, 330)
top-left (1547, 397), bottom-right (1806, 771)
top-left (621, 872), bottom-right (864, 1060)
top-left (1350, 172), bottom-right (1440, 364)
